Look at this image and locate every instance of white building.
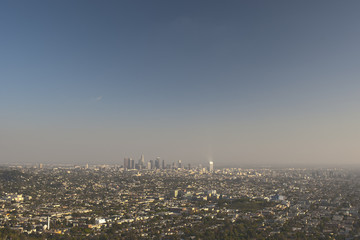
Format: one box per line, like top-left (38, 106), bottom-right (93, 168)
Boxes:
top-left (209, 161), bottom-right (214, 172)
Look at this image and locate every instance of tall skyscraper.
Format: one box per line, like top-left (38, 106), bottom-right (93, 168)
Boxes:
top-left (124, 158), bottom-right (129, 170)
top-left (162, 159), bottom-right (165, 169)
top-left (139, 154), bottom-right (145, 169)
top-left (178, 160), bottom-right (182, 169)
top-left (209, 161), bottom-right (214, 172)
top-left (155, 157), bottom-right (160, 169)
top-left (130, 158), bottom-right (135, 169)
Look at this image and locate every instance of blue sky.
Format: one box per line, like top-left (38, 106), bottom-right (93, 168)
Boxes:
top-left (1, 1), bottom-right (360, 166)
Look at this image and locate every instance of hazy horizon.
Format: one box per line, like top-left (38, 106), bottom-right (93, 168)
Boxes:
top-left (2, 1), bottom-right (360, 167)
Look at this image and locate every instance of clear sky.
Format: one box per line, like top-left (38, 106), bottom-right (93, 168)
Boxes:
top-left (1, 0), bottom-right (360, 167)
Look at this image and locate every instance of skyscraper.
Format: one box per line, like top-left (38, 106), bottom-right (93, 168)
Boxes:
top-left (130, 158), bottom-right (135, 169)
top-left (124, 158), bottom-right (129, 170)
top-left (155, 157), bottom-right (160, 169)
top-left (178, 160), bottom-right (182, 169)
top-left (209, 161), bottom-right (214, 172)
top-left (139, 154), bottom-right (145, 169)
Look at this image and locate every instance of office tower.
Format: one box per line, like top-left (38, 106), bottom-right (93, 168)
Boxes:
top-left (138, 158), bottom-right (141, 167)
top-left (147, 161), bottom-right (151, 170)
top-left (155, 157), bottom-right (160, 169)
top-left (162, 159), bottom-right (165, 169)
top-left (130, 158), bottom-right (135, 169)
top-left (178, 160), bottom-right (182, 169)
top-left (124, 157), bottom-right (131, 170)
top-left (150, 160), bottom-right (154, 169)
top-left (139, 154), bottom-right (145, 168)
top-left (209, 161), bottom-right (214, 172)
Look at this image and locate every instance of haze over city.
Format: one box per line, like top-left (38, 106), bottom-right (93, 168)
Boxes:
top-left (2, 0), bottom-right (360, 167)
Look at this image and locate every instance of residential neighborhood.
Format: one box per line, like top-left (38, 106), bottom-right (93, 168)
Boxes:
top-left (0, 164), bottom-right (359, 239)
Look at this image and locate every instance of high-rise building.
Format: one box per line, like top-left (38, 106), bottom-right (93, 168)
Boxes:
top-left (47, 216), bottom-right (50, 230)
top-left (209, 161), bottom-right (214, 172)
top-left (124, 158), bottom-right (129, 169)
top-left (178, 160), bottom-right (182, 169)
top-left (139, 155), bottom-right (145, 169)
top-left (124, 157), bottom-right (131, 170)
top-left (135, 163), bottom-right (140, 170)
top-left (130, 158), bottom-right (135, 169)
top-left (155, 157), bottom-right (160, 169)
top-left (150, 160), bottom-right (154, 169)
top-left (162, 159), bottom-right (165, 169)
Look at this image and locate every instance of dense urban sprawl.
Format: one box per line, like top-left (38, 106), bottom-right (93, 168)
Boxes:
top-left (1, 162), bottom-right (360, 239)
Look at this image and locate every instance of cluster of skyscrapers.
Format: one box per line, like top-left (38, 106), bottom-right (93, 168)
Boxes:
top-left (123, 155), bottom-right (164, 170)
top-left (123, 155), bottom-right (214, 171)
